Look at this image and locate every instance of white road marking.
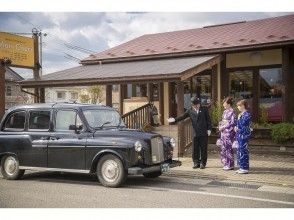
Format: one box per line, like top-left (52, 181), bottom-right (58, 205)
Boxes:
top-left (135, 186), bottom-right (294, 206)
top-left (258, 185), bottom-right (294, 195)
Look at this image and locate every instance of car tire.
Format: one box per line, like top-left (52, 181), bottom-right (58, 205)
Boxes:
top-left (143, 171), bottom-right (162, 178)
top-left (0, 155), bottom-right (25, 180)
top-left (97, 154), bottom-right (126, 188)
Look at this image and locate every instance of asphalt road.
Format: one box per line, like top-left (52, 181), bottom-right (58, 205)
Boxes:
top-left (0, 171), bottom-right (294, 208)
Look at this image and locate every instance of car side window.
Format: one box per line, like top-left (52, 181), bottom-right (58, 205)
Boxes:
top-left (55, 110), bottom-right (83, 131)
top-left (4, 111), bottom-right (26, 131)
top-left (28, 110), bottom-right (51, 130)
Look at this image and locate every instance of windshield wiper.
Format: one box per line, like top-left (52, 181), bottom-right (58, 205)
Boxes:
top-left (94, 121), bottom-right (111, 130)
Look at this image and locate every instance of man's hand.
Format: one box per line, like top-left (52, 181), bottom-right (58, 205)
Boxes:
top-left (207, 130), bottom-right (211, 136)
top-left (167, 118), bottom-right (175, 123)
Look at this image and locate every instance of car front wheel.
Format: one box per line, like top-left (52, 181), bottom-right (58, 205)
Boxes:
top-left (97, 154), bottom-right (126, 188)
top-left (1, 155), bottom-right (25, 180)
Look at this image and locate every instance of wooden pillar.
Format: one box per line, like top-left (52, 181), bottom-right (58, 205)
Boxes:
top-left (177, 81), bottom-right (185, 156)
top-left (39, 87), bottom-right (45, 103)
top-left (147, 83), bottom-right (153, 102)
top-left (159, 82), bottom-right (164, 125)
top-left (220, 53), bottom-right (228, 100)
top-left (119, 84), bottom-right (127, 115)
top-left (106, 85), bottom-right (112, 107)
top-left (282, 47), bottom-right (293, 122)
top-left (0, 64), bottom-right (5, 120)
top-left (252, 69), bottom-right (260, 122)
top-left (211, 64), bottom-right (218, 104)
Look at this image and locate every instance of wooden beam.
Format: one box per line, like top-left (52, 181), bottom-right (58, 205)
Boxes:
top-left (159, 82), bottom-right (164, 125)
top-left (0, 64), bottom-right (5, 120)
top-left (220, 53), bottom-right (228, 100)
top-left (282, 47), bottom-right (291, 122)
top-left (211, 64), bottom-right (218, 104)
top-left (147, 83), bottom-right (153, 102)
top-left (119, 84), bottom-right (127, 115)
top-left (39, 88), bottom-right (45, 103)
top-left (252, 69), bottom-right (260, 123)
top-left (176, 81), bottom-right (185, 157)
top-left (20, 75), bottom-right (181, 89)
top-left (180, 55), bottom-right (221, 81)
top-left (106, 85), bottom-right (113, 107)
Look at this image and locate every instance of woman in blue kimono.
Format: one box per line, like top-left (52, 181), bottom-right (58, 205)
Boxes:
top-left (235, 99), bottom-right (252, 174)
top-left (217, 97), bottom-right (236, 170)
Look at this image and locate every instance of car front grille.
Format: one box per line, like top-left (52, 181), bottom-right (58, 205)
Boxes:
top-left (150, 137), bottom-right (164, 164)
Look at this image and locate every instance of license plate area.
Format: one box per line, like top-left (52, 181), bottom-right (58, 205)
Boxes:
top-left (160, 163), bottom-right (170, 173)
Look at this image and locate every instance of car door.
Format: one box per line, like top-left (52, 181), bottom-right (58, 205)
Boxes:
top-left (48, 109), bottom-right (87, 170)
top-left (24, 109), bottom-right (52, 167)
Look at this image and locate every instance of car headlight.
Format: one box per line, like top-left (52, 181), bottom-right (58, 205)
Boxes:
top-left (170, 138), bottom-right (176, 148)
top-left (134, 141), bottom-right (142, 152)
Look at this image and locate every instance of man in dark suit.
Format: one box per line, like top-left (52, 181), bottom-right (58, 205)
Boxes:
top-left (168, 97), bottom-right (212, 169)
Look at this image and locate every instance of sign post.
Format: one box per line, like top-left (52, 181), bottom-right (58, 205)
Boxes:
top-left (0, 32), bottom-right (37, 119)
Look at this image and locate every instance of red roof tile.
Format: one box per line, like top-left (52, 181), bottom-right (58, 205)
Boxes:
top-left (82, 14), bottom-right (294, 63)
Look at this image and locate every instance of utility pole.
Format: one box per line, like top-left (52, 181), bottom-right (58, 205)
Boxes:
top-left (32, 28), bottom-right (43, 103)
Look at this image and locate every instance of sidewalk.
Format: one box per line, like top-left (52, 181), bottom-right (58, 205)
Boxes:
top-left (167, 153), bottom-right (294, 188)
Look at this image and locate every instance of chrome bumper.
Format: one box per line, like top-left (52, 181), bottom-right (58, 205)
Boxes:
top-left (128, 160), bottom-right (182, 175)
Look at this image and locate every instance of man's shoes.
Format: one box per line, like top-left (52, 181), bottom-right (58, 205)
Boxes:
top-left (193, 164), bottom-right (200, 169)
top-left (200, 164), bottom-right (205, 169)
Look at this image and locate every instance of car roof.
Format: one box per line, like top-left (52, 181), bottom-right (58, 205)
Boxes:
top-left (7, 102), bottom-right (115, 112)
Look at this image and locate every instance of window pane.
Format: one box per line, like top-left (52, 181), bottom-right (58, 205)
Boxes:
top-left (229, 70), bottom-right (253, 111)
top-left (29, 111), bottom-right (51, 130)
top-left (192, 74), bottom-right (211, 105)
top-left (5, 111), bottom-right (26, 130)
top-left (83, 109), bottom-right (122, 128)
top-left (259, 68), bottom-right (283, 122)
top-left (55, 110), bottom-right (76, 131)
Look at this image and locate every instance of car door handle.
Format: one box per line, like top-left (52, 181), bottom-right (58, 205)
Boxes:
top-left (50, 137), bottom-right (60, 141)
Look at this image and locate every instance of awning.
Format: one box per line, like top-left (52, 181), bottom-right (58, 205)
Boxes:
top-left (20, 55), bottom-right (221, 88)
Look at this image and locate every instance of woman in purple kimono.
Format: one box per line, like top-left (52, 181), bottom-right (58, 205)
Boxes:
top-left (217, 97), bottom-right (236, 171)
top-left (235, 99), bottom-right (252, 174)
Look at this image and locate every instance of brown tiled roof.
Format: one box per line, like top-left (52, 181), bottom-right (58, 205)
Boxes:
top-left (82, 14), bottom-right (294, 63)
top-left (21, 55), bottom-right (219, 87)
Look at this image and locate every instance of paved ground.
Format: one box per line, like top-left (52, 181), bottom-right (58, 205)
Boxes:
top-left (170, 152), bottom-right (294, 187)
top-left (0, 171), bottom-right (294, 208)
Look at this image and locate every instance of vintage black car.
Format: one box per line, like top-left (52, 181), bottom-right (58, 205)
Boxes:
top-left (0, 103), bottom-right (181, 187)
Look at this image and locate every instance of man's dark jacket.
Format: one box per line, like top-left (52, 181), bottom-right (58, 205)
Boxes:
top-left (175, 106), bottom-right (212, 137)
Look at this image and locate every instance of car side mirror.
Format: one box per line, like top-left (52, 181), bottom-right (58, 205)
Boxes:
top-left (69, 124), bottom-right (83, 133)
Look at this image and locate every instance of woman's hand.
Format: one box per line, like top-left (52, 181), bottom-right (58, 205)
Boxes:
top-left (234, 126), bottom-right (238, 132)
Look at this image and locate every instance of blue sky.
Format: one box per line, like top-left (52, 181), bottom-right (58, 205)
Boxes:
top-left (0, 12), bottom-right (291, 78)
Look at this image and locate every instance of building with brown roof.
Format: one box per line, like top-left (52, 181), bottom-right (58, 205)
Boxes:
top-left (20, 14), bottom-right (294, 153)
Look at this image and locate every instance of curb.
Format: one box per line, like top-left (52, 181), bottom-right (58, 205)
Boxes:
top-left (163, 170), bottom-right (294, 188)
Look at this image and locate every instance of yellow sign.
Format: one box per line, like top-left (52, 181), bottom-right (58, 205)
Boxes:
top-left (0, 32), bottom-right (34, 68)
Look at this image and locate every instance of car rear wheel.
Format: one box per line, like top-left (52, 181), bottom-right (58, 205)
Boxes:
top-left (97, 154), bottom-right (126, 188)
top-left (1, 155), bottom-right (25, 180)
top-left (143, 171), bottom-right (162, 178)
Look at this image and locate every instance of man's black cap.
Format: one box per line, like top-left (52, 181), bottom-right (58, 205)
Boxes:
top-left (191, 96), bottom-right (201, 105)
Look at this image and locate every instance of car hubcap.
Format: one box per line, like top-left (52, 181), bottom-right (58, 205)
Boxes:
top-left (4, 156), bottom-right (18, 176)
top-left (101, 160), bottom-right (120, 183)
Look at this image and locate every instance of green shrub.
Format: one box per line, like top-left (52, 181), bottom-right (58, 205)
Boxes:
top-left (271, 123), bottom-right (294, 144)
top-left (210, 101), bottom-right (223, 127)
top-left (259, 106), bottom-right (269, 127)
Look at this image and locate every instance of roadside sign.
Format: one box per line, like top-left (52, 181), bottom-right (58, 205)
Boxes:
top-left (0, 32), bottom-right (34, 68)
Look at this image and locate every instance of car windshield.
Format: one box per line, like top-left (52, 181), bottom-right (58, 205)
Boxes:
top-left (83, 109), bottom-right (125, 129)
